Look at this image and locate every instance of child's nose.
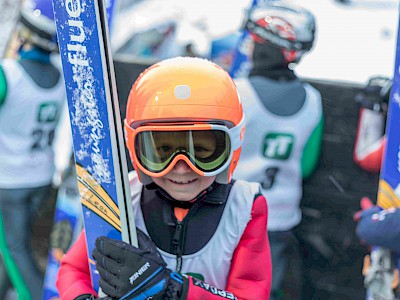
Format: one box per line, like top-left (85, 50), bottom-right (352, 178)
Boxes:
top-left (173, 159), bottom-right (192, 173)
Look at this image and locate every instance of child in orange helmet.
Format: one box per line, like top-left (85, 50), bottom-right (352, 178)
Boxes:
top-left (56, 57), bottom-right (272, 300)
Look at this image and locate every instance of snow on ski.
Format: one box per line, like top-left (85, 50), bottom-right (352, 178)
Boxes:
top-left (51, 0), bottom-right (137, 292)
top-left (42, 0), bottom-right (122, 296)
top-left (364, 6), bottom-right (400, 299)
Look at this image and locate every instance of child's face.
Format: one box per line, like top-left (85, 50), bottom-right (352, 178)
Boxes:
top-left (150, 130), bottom-right (217, 201)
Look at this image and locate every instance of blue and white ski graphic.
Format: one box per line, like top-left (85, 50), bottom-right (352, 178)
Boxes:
top-left (229, 0), bottom-right (268, 79)
top-left (42, 1), bottom-right (121, 298)
top-left (51, 0), bottom-right (136, 293)
top-left (42, 164), bottom-right (83, 300)
top-left (365, 7), bottom-right (400, 300)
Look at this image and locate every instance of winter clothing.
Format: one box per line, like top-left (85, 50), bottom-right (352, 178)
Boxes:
top-left (0, 48), bottom-right (65, 300)
top-left (56, 172), bottom-right (272, 300)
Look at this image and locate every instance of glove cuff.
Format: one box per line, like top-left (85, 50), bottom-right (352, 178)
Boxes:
top-left (164, 272), bottom-right (188, 300)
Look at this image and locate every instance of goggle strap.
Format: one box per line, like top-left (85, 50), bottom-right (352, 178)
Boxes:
top-left (220, 116), bottom-right (245, 150)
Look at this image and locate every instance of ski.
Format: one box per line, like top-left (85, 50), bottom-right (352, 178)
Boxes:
top-left (229, 0), bottom-right (268, 78)
top-left (364, 8), bottom-right (400, 300)
top-left (42, 160), bottom-right (83, 300)
top-left (51, 0), bottom-right (137, 294)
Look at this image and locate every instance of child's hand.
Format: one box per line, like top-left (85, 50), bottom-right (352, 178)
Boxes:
top-left (92, 230), bottom-right (186, 300)
top-left (353, 197), bottom-right (378, 222)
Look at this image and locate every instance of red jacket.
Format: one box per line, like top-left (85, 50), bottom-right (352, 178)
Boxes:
top-left (56, 186), bottom-right (271, 300)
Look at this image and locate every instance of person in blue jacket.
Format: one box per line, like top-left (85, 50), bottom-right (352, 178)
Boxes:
top-left (355, 197), bottom-right (400, 253)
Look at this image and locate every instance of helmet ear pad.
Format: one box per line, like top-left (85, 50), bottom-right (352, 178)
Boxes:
top-left (216, 148), bottom-right (242, 184)
top-left (124, 129), bottom-right (153, 185)
top-left (137, 169), bottom-right (154, 186)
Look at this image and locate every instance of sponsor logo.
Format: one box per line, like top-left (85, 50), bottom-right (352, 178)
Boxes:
top-left (60, 0), bottom-right (112, 183)
top-left (38, 102), bottom-right (59, 123)
top-left (263, 133), bottom-right (294, 160)
top-left (372, 207), bottom-right (396, 222)
top-left (193, 278), bottom-right (237, 300)
top-left (129, 262), bottom-right (151, 285)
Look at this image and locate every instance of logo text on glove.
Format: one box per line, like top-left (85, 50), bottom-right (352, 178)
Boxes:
top-left (129, 262), bottom-right (150, 284)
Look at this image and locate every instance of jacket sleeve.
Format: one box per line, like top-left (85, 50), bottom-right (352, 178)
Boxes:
top-left (356, 207), bottom-right (400, 252)
top-left (186, 194), bottom-right (272, 300)
top-left (56, 230), bottom-right (98, 300)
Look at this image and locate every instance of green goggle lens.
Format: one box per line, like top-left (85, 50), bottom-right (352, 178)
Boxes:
top-left (135, 130), bottom-right (231, 173)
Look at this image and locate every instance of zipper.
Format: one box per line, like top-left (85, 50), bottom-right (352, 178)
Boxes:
top-left (172, 221), bottom-right (183, 273)
top-left (171, 199), bottom-right (204, 273)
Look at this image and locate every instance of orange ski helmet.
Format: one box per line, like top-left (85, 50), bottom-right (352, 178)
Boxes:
top-left (124, 57), bottom-right (245, 185)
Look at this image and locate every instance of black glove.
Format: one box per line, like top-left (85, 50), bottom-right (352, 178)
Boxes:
top-left (92, 230), bottom-right (187, 300)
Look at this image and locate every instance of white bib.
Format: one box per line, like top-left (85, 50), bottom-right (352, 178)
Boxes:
top-left (234, 78), bottom-right (322, 231)
top-left (0, 59), bottom-right (65, 188)
top-left (129, 171), bottom-right (261, 289)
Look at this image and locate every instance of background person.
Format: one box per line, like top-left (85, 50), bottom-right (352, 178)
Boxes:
top-left (0, 0), bottom-right (65, 299)
top-left (234, 2), bottom-right (324, 299)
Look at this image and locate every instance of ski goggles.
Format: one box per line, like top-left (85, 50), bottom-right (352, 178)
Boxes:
top-left (124, 120), bottom-right (245, 177)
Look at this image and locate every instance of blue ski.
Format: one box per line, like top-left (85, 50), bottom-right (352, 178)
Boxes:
top-left (42, 1), bottom-right (121, 298)
top-left (42, 162), bottom-right (83, 300)
top-left (51, 0), bottom-right (137, 293)
top-left (365, 7), bottom-right (400, 299)
top-left (229, 0), bottom-right (268, 78)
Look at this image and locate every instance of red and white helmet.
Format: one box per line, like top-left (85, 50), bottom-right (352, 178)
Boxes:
top-left (124, 57), bottom-right (245, 185)
top-left (246, 1), bottom-right (316, 64)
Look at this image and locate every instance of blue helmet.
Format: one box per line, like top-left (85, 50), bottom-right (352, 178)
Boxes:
top-left (18, 0), bottom-right (58, 52)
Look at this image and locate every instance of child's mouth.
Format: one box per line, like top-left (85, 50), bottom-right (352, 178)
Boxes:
top-left (168, 179), bottom-right (198, 185)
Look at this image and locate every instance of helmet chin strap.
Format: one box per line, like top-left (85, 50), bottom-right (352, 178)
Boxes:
top-left (138, 169), bottom-right (154, 186)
